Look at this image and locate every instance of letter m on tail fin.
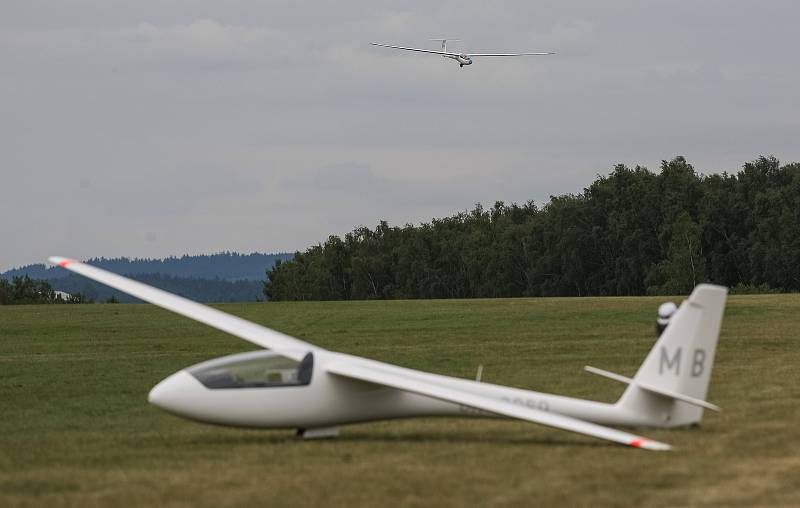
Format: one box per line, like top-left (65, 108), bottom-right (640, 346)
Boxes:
top-left (659, 346), bottom-right (682, 375)
top-left (618, 284), bottom-right (728, 427)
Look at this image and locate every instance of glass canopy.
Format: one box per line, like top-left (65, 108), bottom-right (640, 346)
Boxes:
top-left (188, 351), bottom-right (313, 389)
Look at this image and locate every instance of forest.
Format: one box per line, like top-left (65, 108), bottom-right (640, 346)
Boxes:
top-left (44, 273), bottom-right (268, 304)
top-left (264, 156), bottom-right (800, 300)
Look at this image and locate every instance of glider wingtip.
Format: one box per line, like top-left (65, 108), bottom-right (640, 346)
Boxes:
top-left (48, 256), bottom-right (77, 268)
top-left (629, 439), bottom-right (672, 451)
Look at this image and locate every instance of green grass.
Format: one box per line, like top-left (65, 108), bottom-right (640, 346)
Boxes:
top-left (1, 295), bottom-right (799, 507)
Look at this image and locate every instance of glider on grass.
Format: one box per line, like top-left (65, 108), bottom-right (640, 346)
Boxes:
top-left (49, 256), bottom-right (726, 450)
top-left (370, 39), bottom-right (555, 68)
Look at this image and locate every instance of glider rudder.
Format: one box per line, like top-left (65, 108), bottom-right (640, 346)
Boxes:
top-left (617, 284), bottom-right (728, 426)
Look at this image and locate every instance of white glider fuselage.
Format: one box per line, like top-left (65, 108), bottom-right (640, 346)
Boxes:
top-left (147, 348), bottom-right (692, 431)
top-left (148, 350), bottom-right (613, 429)
top-left (445, 54), bottom-right (473, 67)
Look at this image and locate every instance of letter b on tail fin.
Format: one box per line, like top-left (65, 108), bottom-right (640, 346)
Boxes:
top-left (619, 284), bottom-right (728, 426)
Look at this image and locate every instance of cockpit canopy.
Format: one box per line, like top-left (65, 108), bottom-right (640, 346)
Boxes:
top-left (188, 351), bottom-right (313, 389)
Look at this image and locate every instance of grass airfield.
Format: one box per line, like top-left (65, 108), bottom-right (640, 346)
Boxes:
top-left (1, 295), bottom-right (799, 507)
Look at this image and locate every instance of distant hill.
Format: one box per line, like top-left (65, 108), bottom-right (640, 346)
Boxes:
top-left (1, 252), bottom-right (294, 303)
top-left (3, 252), bottom-right (293, 281)
top-left (46, 273), bottom-right (270, 304)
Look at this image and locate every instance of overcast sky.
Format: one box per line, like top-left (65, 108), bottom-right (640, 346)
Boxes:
top-left (2, 1), bottom-right (799, 271)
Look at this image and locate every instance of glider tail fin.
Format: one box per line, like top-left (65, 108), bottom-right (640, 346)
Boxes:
top-left (617, 284), bottom-right (728, 426)
top-left (429, 38), bottom-right (459, 53)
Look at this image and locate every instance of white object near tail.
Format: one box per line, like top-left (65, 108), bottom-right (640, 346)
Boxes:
top-left (48, 256), bottom-right (727, 451)
top-left (370, 40), bottom-right (555, 68)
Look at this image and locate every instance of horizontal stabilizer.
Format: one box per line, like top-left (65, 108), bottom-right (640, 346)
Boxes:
top-left (585, 366), bottom-right (721, 412)
top-left (584, 366), bottom-right (633, 384)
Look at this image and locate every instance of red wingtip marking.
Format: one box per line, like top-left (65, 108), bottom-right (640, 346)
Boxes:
top-left (58, 260), bottom-right (74, 267)
top-left (629, 439), bottom-right (644, 448)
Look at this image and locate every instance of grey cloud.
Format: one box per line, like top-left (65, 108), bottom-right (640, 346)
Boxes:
top-left (282, 161), bottom-right (464, 210)
top-left (103, 167), bottom-right (264, 217)
top-left (283, 162), bottom-right (388, 194)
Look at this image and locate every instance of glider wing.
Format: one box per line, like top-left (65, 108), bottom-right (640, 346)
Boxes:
top-left (370, 43), bottom-right (458, 56)
top-left (47, 257), bottom-right (317, 359)
top-left (468, 52), bottom-right (555, 57)
top-left (325, 360), bottom-right (671, 451)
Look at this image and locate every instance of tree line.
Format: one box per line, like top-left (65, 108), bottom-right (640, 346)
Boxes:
top-left (50, 273), bottom-right (266, 303)
top-left (0, 272), bottom-right (266, 305)
top-left (0, 276), bottom-right (93, 305)
top-left (264, 156), bottom-right (800, 300)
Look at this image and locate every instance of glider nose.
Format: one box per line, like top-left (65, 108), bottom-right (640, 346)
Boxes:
top-left (148, 370), bottom-right (203, 414)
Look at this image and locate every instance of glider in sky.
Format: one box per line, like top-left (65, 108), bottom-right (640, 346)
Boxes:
top-left (50, 256), bottom-right (726, 450)
top-left (370, 39), bottom-right (555, 68)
